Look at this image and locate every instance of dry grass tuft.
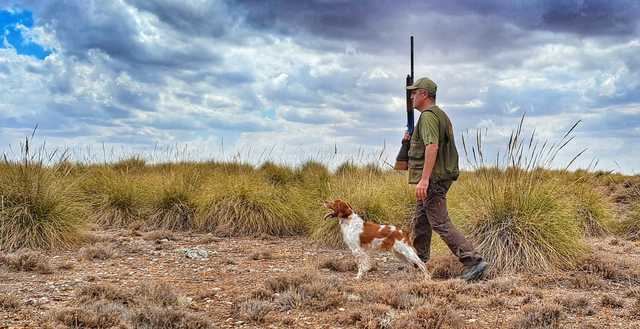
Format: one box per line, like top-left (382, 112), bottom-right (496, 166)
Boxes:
top-left (252, 272), bottom-right (342, 313)
top-left (196, 174), bottom-right (305, 237)
top-left (428, 256), bottom-right (464, 279)
top-left (51, 302), bottom-right (125, 328)
top-left (319, 258), bottom-right (357, 272)
top-left (632, 298), bottom-right (640, 318)
top-left (392, 300), bottom-right (463, 329)
top-left (143, 229), bottom-right (176, 241)
top-left (145, 170), bottom-right (200, 231)
top-left (510, 304), bottom-right (563, 329)
top-left (234, 299), bottom-right (272, 322)
top-left (567, 273), bottom-right (604, 289)
top-left (134, 282), bottom-right (180, 307)
top-left (570, 183), bottom-right (614, 237)
top-left (76, 283), bottom-right (133, 305)
top-left (112, 156), bottom-right (146, 172)
top-left (364, 285), bottom-right (425, 310)
top-left (264, 272), bottom-right (317, 293)
top-left (130, 306), bottom-right (214, 329)
top-left (259, 161), bottom-right (297, 185)
top-left (487, 296), bottom-right (507, 308)
top-left (343, 303), bottom-right (393, 329)
top-left (554, 293), bottom-right (594, 315)
top-left (626, 287), bottom-right (640, 298)
top-left (80, 243), bottom-right (116, 261)
top-left (0, 294), bottom-right (21, 310)
top-left (577, 254), bottom-right (640, 282)
top-left (0, 250), bottom-right (53, 274)
top-left (459, 119), bottom-right (587, 276)
top-left (600, 294), bottom-right (624, 308)
top-left (82, 168), bottom-right (145, 228)
top-left (250, 250), bottom-right (273, 260)
top-left (0, 154), bottom-right (87, 250)
top-left (50, 281), bottom-right (212, 328)
top-left (620, 203), bottom-right (640, 241)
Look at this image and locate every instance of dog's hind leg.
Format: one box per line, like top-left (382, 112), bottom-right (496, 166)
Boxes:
top-left (393, 241), bottom-right (431, 280)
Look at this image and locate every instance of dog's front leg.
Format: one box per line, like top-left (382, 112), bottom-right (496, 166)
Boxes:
top-left (353, 249), bottom-right (369, 280)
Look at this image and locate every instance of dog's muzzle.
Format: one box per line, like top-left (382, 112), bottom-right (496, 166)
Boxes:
top-left (323, 212), bottom-right (336, 220)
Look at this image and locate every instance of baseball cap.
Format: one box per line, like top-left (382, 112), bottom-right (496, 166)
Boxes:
top-left (407, 77), bottom-right (437, 95)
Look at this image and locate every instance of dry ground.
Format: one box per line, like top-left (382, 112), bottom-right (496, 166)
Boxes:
top-left (2, 229), bottom-right (640, 329)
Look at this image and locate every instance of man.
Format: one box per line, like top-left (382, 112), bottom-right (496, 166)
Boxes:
top-left (403, 77), bottom-right (487, 281)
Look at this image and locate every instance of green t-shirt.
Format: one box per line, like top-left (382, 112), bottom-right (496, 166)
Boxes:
top-left (407, 105), bottom-right (459, 183)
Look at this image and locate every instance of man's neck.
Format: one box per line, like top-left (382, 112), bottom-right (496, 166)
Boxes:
top-left (416, 102), bottom-right (435, 112)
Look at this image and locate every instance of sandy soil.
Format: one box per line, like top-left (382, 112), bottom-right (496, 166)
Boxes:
top-left (1, 230), bottom-right (640, 329)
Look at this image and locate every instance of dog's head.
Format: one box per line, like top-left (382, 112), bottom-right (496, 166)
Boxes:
top-left (323, 199), bottom-right (353, 220)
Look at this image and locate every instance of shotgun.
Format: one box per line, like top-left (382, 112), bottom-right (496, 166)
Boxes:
top-left (394, 36), bottom-right (414, 170)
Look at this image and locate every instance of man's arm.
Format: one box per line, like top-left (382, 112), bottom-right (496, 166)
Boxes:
top-left (416, 144), bottom-right (438, 200)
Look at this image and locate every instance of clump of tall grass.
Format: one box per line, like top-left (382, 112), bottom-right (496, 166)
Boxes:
top-left (259, 161), bottom-right (297, 185)
top-left (81, 168), bottom-right (146, 228)
top-left (620, 203), bottom-right (640, 240)
top-left (0, 137), bottom-right (86, 250)
top-left (295, 160), bottom-right (330, 191)
top-left (334, 161), bottom-right (359, 176)
top-left (569, 182), bottom-right (614, 237)
top-left (145, 170), bottom-right (200, 231)
top-left (196, 174), bottom-right (305, 237)
top-left (112, 156), bottom-right (146, 173)
top-left (618, 183), bottom-right (640, 240)
top-left (458, 117), bottom-right (587, 274)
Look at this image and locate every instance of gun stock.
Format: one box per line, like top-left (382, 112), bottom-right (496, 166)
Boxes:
top-left (394, 36), bottom-right (414, 170)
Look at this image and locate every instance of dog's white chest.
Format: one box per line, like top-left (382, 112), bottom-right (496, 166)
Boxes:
top-left (340, 215), bottom-right (364, 250)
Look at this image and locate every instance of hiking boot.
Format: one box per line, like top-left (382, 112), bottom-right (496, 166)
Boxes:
top-left (462, 261), bottom-right (488, 282)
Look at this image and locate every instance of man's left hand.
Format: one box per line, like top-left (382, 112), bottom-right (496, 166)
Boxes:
top-left (416, 179), bottom-right (429, 201)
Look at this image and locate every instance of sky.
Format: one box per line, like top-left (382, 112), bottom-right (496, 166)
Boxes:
top-left (0, 0), bottom-right (639, 173)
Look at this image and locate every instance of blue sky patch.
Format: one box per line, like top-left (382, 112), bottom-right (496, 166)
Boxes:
top-left (1, 9), bottom-right (51, 59)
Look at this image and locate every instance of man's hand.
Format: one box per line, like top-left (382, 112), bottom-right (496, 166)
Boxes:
top-left (403, 131), bottom-right (411, 141)
top-left (416, 179), bottom-right (429, 201)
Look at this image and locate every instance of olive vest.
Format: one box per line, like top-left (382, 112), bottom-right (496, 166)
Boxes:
top-left (408, 105), bottom-right (460, 184)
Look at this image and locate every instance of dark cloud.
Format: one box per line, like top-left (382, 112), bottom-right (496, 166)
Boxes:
top-left (127, 0), bottom-right (239, 38)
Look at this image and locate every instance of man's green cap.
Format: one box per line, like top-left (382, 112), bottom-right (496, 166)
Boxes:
top-left (407, 77), bottom-right (437, 95)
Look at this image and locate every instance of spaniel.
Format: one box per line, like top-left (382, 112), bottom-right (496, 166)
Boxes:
top-left (323, 199), bottom-right (430, 280)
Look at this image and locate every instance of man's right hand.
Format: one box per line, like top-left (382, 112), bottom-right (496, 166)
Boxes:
top-left (403, 131), bottom-right (411, 141)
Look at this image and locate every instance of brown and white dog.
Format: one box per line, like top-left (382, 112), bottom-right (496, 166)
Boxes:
top-left (323, 199), bottom-right (430, 280)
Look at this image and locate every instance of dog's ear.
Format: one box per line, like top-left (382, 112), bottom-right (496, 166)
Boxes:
top-left (334, 199), bottom-right (353, 218)
top-left (345, 201), bottom-right (353, 210)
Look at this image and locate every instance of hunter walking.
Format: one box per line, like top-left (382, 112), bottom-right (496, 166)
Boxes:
top-left (404, 77), bottom-right (488, 281)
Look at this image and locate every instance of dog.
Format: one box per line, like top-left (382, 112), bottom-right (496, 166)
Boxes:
top-left (323, 199), bottom-right (430, 280)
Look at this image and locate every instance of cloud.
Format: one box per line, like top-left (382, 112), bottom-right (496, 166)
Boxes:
top-left (0, 0), bottom-right (638, 173)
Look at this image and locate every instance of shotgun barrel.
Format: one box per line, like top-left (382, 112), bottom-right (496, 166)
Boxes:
top-left (394, 36), bottom-right (414, 170)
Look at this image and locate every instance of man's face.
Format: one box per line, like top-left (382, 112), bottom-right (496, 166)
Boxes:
top-left (411, 89), bottom-right (427, 108)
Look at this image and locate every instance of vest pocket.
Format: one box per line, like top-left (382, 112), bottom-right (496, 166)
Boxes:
top-left (408, 140), bottom-right (424, 161)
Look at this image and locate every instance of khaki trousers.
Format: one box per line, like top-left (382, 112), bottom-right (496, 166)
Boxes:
top-left (412, 180), bottom-right (483, 267)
